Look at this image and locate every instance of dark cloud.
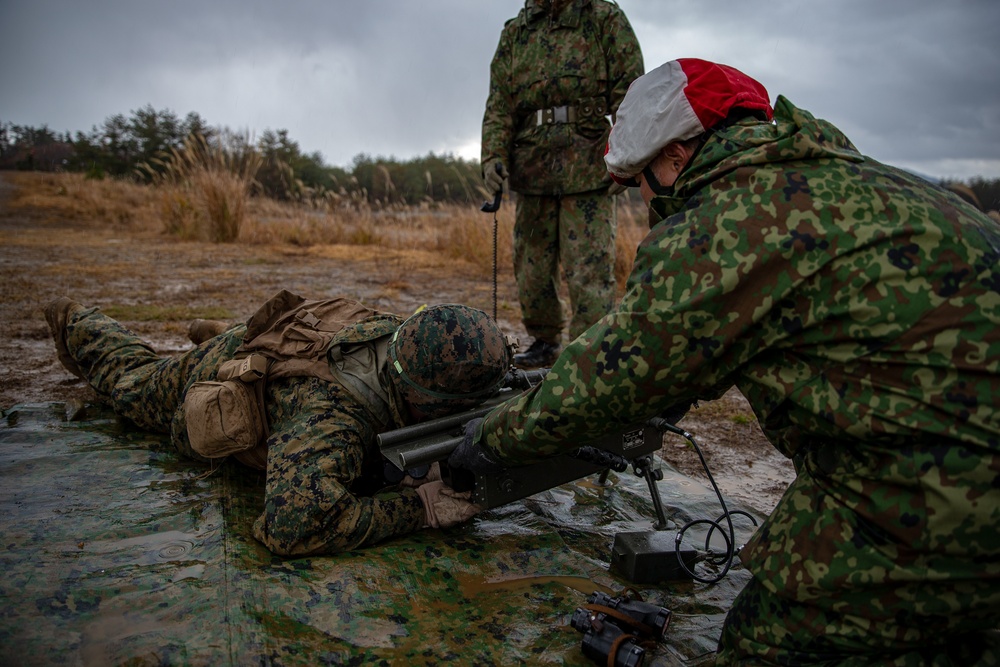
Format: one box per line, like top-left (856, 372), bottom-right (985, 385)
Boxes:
top-left (625, 0), bottom-right (1000, 178)
top-left (1, 0), bottom-right (997, 179)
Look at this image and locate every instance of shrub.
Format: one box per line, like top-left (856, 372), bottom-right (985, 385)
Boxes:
top-left (141, 132), bottom-right (262, 242)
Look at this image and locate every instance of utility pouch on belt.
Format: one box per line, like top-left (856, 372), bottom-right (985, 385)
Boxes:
top-left (184, 354), bottom-right (270, 460)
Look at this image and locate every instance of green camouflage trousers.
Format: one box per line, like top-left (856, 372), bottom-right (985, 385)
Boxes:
top-left (63, 307), bottom-right (244, 445)
top-left (61, 307), bottom-right (426, 555)
top-left (513, 190), bottom-right (616, 342)
top-left (716, 438), bottom-right (1000, 665)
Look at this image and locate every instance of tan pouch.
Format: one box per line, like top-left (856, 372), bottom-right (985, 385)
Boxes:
top-left (185, 355), bottom-right (269, 459)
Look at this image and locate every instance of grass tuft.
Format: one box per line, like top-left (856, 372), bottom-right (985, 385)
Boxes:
top-left (140, 132), bottom-right (262, 242)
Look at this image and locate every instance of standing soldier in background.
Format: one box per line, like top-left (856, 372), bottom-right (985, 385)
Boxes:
top-left (480, 0), bottom-right (643, 368)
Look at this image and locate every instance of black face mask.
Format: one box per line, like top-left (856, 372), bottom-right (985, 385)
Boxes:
top-left (641, 164), bottom-right (675, 198)
top-left (641, 163), bottom-right (684, 227)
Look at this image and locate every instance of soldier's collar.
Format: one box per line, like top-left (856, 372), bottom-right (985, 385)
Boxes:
top-left (525, 0), bottom-right (589, 27)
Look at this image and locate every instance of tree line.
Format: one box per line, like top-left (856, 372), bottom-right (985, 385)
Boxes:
top-left (0, 106), bottom-right (484, 206)
top-left (1, 105), bottom-right (998, 211)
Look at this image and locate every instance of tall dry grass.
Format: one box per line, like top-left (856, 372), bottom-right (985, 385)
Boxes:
top-left (0, 171), bottom-right (161, 228)
top-left (140, 132), bottom-right (262, 242)
top-left (2, 171), bottom-right (650, 293)
top-left (614, 199), bottom-right (647, 294)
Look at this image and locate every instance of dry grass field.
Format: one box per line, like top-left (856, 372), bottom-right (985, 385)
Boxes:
top-left (0, 170), bottom-right (793, 515)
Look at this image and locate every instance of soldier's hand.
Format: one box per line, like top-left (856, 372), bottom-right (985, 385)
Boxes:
top-left (483, 161), bottom-right (508, 195)
top-left (448, 418), bottom-right (505, 477)
top-left (660, 401), bottom-right (692, 425)
top-left (416, 480), bottom-right (482, 528)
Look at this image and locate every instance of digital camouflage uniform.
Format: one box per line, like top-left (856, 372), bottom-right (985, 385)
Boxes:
top-left (477, 97), bottom-right (1000, 664)
top-left (481, 0), bottom-right (643, 341)
top-left (59, 298), bottom-right (498, 557)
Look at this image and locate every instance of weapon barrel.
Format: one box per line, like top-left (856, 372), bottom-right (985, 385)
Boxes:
top-left (376, 369), bottom-right (550, 474)
top-left (377, 368), bottom-right (548, 449)
top-left (376, 403), bottom-right (495, 450)
top-left (377, 392), bottom-right (517, 470)
top-left (393, 434), bottom-right (464, 470)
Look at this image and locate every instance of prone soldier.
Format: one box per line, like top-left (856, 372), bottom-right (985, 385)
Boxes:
top-left (45, 289), bottom-right (513, 555)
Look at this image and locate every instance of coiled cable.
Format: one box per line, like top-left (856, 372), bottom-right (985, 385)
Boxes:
top-left (651, 419), bottom-right (759, 584)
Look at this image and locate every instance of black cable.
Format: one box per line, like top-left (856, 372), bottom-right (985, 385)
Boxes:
top-left (492, 209), bottom-right (498, 321)
top-left (653, 420), bottom-right (757, 584)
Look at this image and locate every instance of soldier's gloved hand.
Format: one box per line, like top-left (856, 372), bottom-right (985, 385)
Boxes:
top-left (608, 181), bottom-right (628, 196)
top-left (447, 418), bottom-right (505, 477)
top-left (400, 462), bottom-right (442, 488)
top-left (660, 401), bottom-right (692, 425)
top-left (416, 480), bottom-right (482, 529)
top-left (483, 160), bottom-right (508, 195)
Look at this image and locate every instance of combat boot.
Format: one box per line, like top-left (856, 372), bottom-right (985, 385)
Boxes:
top-left (43, 297), bottom-right (86, 379)
top-left (513, 338), bottom-right (561, 369)
top-left (188, 319), bottom-right (230, 345)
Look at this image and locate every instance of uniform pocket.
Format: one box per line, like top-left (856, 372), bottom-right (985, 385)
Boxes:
top-left (184, 380), bottom-right (267, 458)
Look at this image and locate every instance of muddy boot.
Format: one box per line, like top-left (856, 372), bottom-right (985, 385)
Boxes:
top-left (188, 319), bottom-right (230, 345)
top-left (513, 338), bottom-right (561, 369)
top-left (43, 297), bottom-right (86, 379)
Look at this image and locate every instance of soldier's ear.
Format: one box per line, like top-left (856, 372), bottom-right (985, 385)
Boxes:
top-left (661, 141), bottom-right (694, 169)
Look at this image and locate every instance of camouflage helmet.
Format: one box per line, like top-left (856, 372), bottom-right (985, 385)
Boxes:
top-left (387, 304), bottom-right (514, 418)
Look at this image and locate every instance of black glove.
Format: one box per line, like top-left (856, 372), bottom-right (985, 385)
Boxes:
top-left (447, 418), bottom-right (505, 477)
top-left (660, 401), bottom-right (692, 425)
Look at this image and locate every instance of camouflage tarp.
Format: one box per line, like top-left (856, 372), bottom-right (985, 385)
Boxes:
top-left (0, 402), bottom-right (760, 666)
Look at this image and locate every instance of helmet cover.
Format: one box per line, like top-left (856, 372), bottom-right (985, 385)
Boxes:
top-left (606, 58), bottom-right (773, 186)
top-left (388, 304), bottom-right (512, 417)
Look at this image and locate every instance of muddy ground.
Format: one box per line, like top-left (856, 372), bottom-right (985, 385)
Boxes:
top-left (0, 172), bottom-right (794, 516)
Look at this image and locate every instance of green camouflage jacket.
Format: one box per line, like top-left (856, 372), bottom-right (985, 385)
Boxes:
top-left (481, 0), bottom-right (643, 195)
top-left (479, 95), bottom-right (1000, 462)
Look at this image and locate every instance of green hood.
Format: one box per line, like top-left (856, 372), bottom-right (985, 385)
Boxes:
top-left (649, 96), bottom-right (865, 223)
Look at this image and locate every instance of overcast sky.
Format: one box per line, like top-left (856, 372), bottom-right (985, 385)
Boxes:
top-left (2, 0), bottom-right (998, 181)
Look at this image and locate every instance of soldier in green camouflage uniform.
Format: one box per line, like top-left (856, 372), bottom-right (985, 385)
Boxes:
top-left (480, 0), bottom-right (643, 366)
top-left (45, 291), bottom-right (512, 556)
top-left (456, 59), bottom-right (1000, 664)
